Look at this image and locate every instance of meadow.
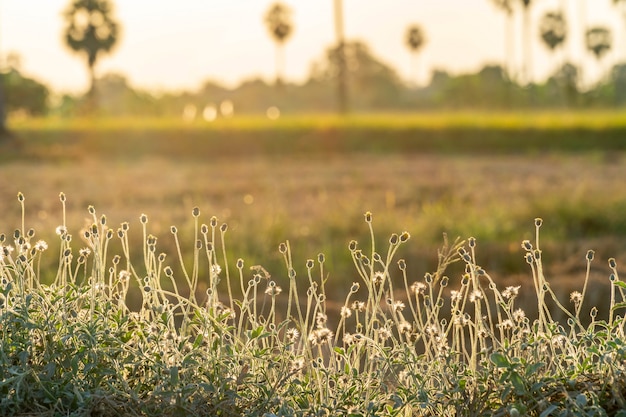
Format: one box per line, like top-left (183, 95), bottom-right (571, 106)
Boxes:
top-left (1, 112), bottom-right (626, 415)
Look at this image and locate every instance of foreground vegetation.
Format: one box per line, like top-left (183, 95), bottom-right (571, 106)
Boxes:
top-left (1, 193), bottom-right (626, 416)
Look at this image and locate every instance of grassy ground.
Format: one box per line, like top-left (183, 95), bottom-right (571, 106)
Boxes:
top-left (1, 113), bottom-right (625, 314)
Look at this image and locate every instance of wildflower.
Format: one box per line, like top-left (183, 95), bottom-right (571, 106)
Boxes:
top-left (502, 285), bottom-right (521, 300)
top-left (315, 312), bottom-right (328, 328)
top-left (211, 264), bottom-right (222, 277)
top-left (351, 301), bottom-right (366, 312)
top-left (119, 270), bottom-right (131, 282)
top-left (309, 328), bottom-right (333, 346)
top-left (350, 282), bottom-right (360, 293)
top-left (477, 327), bottom-right (489, 338)
top-left (343, 333), bottom-right (355, 345)
top-left (497, 319), bottom-right (514, 330)
top-left (411, 282), bottom-right (426, 295)
top-left (512, 308), bottom-right (526, 322)
top-left (79, 248), bottom-right (91, 257)
top-left (377, 327), bottom-right (392, 341)
top-left (454, 314), bottom-right (470, 326)
top-left (55, 225), bottom-right (68, 236)
top-left (570, 291), bottom-right (583, 304)
top-left (450, 290), bottom-right (462, 303)
top-left (372, 271), bottom-right (385, 285)
top-left (34, 240), bottom-right (48, 252)
top-left (286, 328), bottom-right (300, 342)
top-left (397, 321), bottom-right (412, 334)
top-left (391, 301), bottom-right (405, 313)
top-left (264, 284), bottom-right (282, 296)
top-left (290, 357), bottom-right (305, 373)
top-left (469, 290), bottom-right (483, 303)
top-left (340, 306), bottom-right (352, 319)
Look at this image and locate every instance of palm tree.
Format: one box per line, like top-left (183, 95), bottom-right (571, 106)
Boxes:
top-left (539, 11), bottom-right (567, 71)
top-left (586, 26), bottom-right (612, 84)
top-left (404, 24), bottom-right (425, 85)
top-left (490, 0), bottom-right (514, 79)
top-left (264, 2), bottom-right (294, 86)
top-left (63, 0), bottom-right (120, 99)
top-left (334, 0), bottom-right (348, 114)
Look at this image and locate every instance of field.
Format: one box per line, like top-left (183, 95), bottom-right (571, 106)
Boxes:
top-left (3, 113), bottom-right (626, 304)
top-left (2, 112), bottom-right (626, 415)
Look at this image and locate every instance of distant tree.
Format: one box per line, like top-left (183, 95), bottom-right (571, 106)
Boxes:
top-left (63, 0), bottom-right (120, 99)
top-left (539, 11), bottom-right (567, 74)
top-left (586, 27), bottom-right (612, 85)
top-left (551, 62), bottom-right (579, 107)
top-left (490, 0), bottom-right (515, 79)
top-left (540, 12), bottom-right (566, 51)
top-left (404, 24), bottom-right (426, 85)
top-left (264, 2), bottom-right (294, 86)
top-left (313, 41), bottom-right (404, 110)
top-left (586, 27), bottom-right (612, 61)
top-left (2, 67), bottom-right (49, 116)
top-left (0, 76), bottom-right (8, 140)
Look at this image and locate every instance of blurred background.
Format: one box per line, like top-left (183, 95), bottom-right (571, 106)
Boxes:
top-left (2, 0), bottom-right (626, 116)
top-left (1, 0), bottom-right (626, 318)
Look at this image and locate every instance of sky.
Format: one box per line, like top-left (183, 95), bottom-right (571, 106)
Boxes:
top-left (1, 0), bottom-right (624, 94)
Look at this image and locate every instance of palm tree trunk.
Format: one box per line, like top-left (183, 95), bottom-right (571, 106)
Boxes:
top-left (333, 0), bottom-right (348, 114)
top-left (578, 0), bottom-right (586, 89)
top-left (275, 43), bottom-right (284, 87)
top-left (522, 4), bottom-right (532, 84)
top-left (505, 10), bottom-right (514, 80)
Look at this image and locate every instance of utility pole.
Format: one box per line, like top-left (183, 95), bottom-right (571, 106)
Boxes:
top-left (334, 0), bottom-right (348, 114)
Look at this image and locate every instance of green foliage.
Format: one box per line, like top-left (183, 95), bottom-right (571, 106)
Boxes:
top-left (1, 68), bottom-right (49, 116)
top-left (1, 193), bottom-right (626, 416)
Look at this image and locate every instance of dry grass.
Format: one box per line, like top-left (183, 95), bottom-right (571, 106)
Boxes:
top-left (2, 151), bottom-right (625, 308)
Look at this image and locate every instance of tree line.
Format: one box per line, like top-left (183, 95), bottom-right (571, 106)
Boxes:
top-left (2, 0), bottom-right (626, 124)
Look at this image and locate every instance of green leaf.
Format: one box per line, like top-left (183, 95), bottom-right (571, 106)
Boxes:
top-left (509, 371), bottom-right (526, 394)
top-left (249, 325), bottom-right (264, 339)
top-left (612, 302), bottom-right (626, 311)
top-left (192, 333), bottom-right (204, 349)
top-left (170, 366), bottom-right (179, 386)
top-left (614, 281), bottom-right (626, 289)
top-left (525, 362), bottom-right (545, 376)
top-left (490, 352), bottom-right (510, 368)
top-left (539, 404), bottom-right (558, 417)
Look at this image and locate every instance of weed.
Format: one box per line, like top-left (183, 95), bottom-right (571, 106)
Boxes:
top-left (1, 193), bottom-right (626, 416)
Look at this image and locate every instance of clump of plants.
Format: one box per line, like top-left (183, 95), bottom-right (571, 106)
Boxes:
top-left (1, 192), bottom-right (626, 417)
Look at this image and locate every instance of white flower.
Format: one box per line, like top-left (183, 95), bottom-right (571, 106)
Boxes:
top-left (286, 328), bottom-right (300, 342)
top-left (34, 240), bottom-right (48, 252)
top-left (469, 290), bottom-right (483, 303)
top-left (392, 301), bottom-right (405, 313)
top-left (372, 271), bottom-right (385, 285)
top-left (570, 291), bottom-right (583, 304)
top-left (502, 285), bottom-right (521, 300)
